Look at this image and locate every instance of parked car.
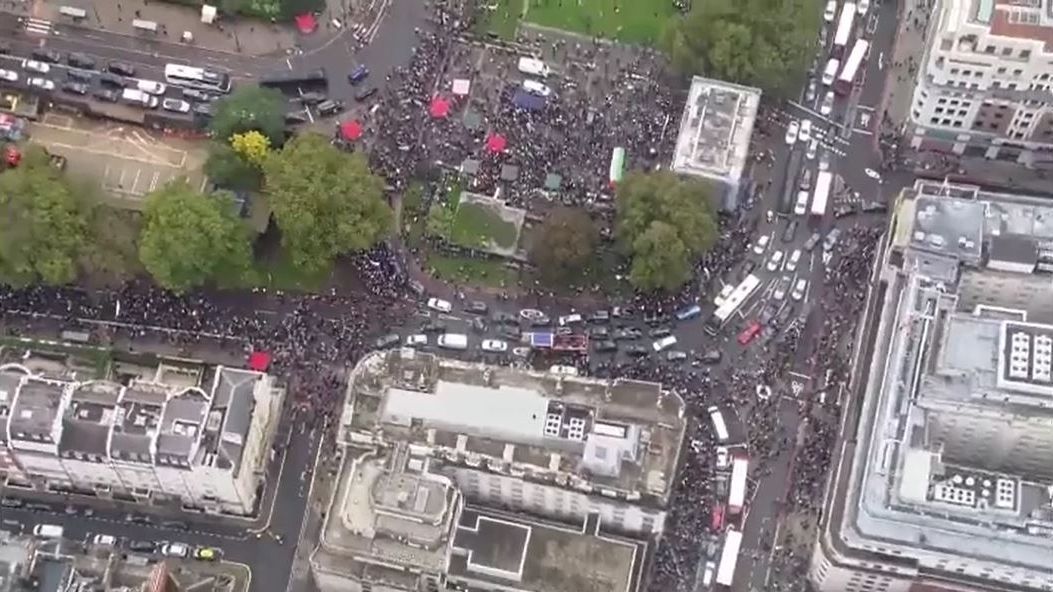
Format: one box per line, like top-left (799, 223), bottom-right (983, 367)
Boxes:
top-left (161, 98), bottom-right (191, 113)
top-left (127, 540), bottom-right (156, 553)
top-left (405, 334), bottom-right (428, 346)
top-left (625, 345), bottom-right (649, 357)
top-left (481, 339), bottom-right (508, 352)
top-left (21, 59), bottom-right (50, 74)
top-left (181, 88), bottom-right (213, 102)
top-left (427, 298), bottom-right (452, 313)
top-left (194, 547), bottom-right (221, 561)
top-left (66, 69), bottom-right (93, 82)
top-left (93, 88), bottom-right (119, 102)
top-left (803, 232), bottom-right (822, 252)
top-left (464, 301), bottom-right (488, 314)
top-left (99, 72), bottom-right (126, 87)
top-left (354, 87), bottom-right (378, 102)
top-left (593, 340), bottom-right (617, 353)
top-left (316, 99), bottom-right (344, 116)
top-left (347, 64), bottom-right (369, 84)
top-left (67, 52), bottom-right (96, 69)
top-left (161, 543), bottom-right (189, 558)
top-left (781, 219), bottom-right (799, 243)
top-left (31, 48), bottom-right (61, 63)
top-left (108, 61), bottom-right (136, 76)
top-left (0, 69), bottom-right (17, 82)
top-left (27, 77), bottom-right (55, 91)
top-left (784, 120), bottom-right (799, 145)
top-left (298, 91), bottom-right (326, 105)
top-left (374, 333), bottom-right (400, 349)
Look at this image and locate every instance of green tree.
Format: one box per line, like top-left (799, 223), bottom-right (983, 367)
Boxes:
top-left (138, 182), bottom-right (253, 292)
top-left (263, 133), bottom-right (393, 272)
top-left (204, 142), bottom-right (263, 191)
top-left (210, 85), bottom-right (286, 145)
top-left (629, 222), bottom-right (691, 292)
top-left (616, 171), bottom-right (718, 292)
top-left (78, 205), bottom-right (143, 287)
top-left (0, 147), bottom-right (87, 285)
top-left (662, 0), bottom-right (820, 96)
top-left (530, 207), bottom-right (598, 283)
top-left (230, 130), bottom-right (271, 166)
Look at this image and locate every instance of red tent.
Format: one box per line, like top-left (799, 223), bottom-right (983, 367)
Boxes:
top-left (339, 120), bottom-right (363, 141)
top-left (248, 351), bottom-right (272, 372)
top-left (295, 13), bottom-right (318, 34)
top-left (485, 133), bottom-right (507, 154)
top-left (429, 96), bottom-right (451, 119)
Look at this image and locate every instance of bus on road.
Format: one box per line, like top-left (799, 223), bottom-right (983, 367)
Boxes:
top-left (259, 68), bottom-right (327, 89)
top-left (708, 405), bottom-right (730, 442)
top-left (728, 455), bottom-right (749, 513)
top-left (716, 529), bottom-right (743, 587)
top-left (832, 2), bottom-right (857, 58)
top-left (705, 274), bottom-right (762, 335)
top-left (811, 170), bottom-right (834, 219)
top-left (609, 147), bottom-right (625, 188)
top-left (164, 64), bottom-right (231, 93)
top-left (835, 39), bottom-right (869, 95)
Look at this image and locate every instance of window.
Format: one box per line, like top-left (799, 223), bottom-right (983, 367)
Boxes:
top-left (1002, 47), bottom-right (1013, 56)
top-left (1013, 69), bottom-right (1023, 76)
top-left (997, 67), bottom-right (1007, 74)
top-left (952, 120), bottom-right (962, 127)
top-left (936, 107), bottom-right (944, 113)
top-left (985, 45), bottom-right (996, 54)
top-left (950, 68), bottom-right (960, 75)
top-left (1020, 49), bottom-right (1031, 59)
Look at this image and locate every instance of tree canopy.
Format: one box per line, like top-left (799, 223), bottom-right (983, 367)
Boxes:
top-left (530, 207), bottom-right (598, 283)
top-left (138, 182), bottom-right (253, 292)
top-left (0, 147), bottom-right (88, 285)
top-left (230, 130), bottom-right (271, 166)
top-left (616, 171), bottom-right (718, 292)
top-left (210, 85), bottom-right (286, 145)
top-left (204, 142), bottom-right (263, 191)
top-left (662, 0), bottom-right (821, 96)
top-left (263, 133), bottom-right (393, 272)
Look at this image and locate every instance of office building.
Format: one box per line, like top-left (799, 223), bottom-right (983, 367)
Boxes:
top-left (0, 351), bottom-right (281, 516)
top-left (311, 349), bottom-right (686, 592)
top-left (811, 179), bottom-right (1053, 592)
top-left (907, 0), bottom-right (1053, 163)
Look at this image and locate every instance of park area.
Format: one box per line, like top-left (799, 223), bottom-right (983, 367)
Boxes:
top-left (480, 0), bottom-right (676, 45)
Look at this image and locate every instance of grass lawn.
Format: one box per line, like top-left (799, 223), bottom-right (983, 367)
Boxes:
top-left (481, 0), bottom-right (675, 44)
top-left (427, 253), bottom-right (518, 287)
top-left (450, 201), bottom-right (519, 250)
top-left (476, 0), bottom-right (524, 39)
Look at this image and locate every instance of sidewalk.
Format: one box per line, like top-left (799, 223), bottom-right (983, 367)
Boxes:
top-left (879, 0), bottom-right (932, 131)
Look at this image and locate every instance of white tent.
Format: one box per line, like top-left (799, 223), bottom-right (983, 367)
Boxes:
top-left (201, 4), bottom-right (217, 23)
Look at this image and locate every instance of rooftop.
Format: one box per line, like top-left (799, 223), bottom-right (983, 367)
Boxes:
top-left (671, 76), bottom-right (760, 188)
top-left (58, 381), bottom-right (122, 458)
top-left (343, 350), bottom-right (686, 503)
top-left (7, 377), bottom-right (66, 443)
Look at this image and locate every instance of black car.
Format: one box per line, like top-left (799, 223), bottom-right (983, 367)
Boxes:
top-left (465, 301), bottom-right (488, 314)
top-left (298, 91), bottom-right (326, 105)
top-left (470, 317), bottom-right (487, 333)
top-left (374, 333), bottom-right (400, 349)
top-left (107, 61), bottom-right (136, 76)
top-left (354, 87), bottom-right (378, 102)
top-left (739, 260), bottom-right (757, 281)
top-left (648, 327), bottom-right (672, 338)
top-left (26, 503), bottom-right (52, 512)
top-left (161, 520), bottom-right (189, 531)
top-left (781, 219), bottom-right (799, 243)
top-left (316, 99), bottom-right (344, 117)
top-left (500, 326), bottom-right (521, 341)
top-left (66, 69), bottom-right (94, 82)
top-left (99, 72), bottom-right (126, 87)
top-left (93, 88), bottom-right (119, 102)
top-left (32, 48), bottom-right (61, 63)
top-left (181, 88), bottom-right (213, 102)
top-left (193, 103), bottom-right (214, 117)
top-left (593, 339), bottom-right (617, 352)
top-left (625, 345), bottom-right (649, 357)
top-left (803, 232), bottom-right (822, 252)
top-left (62, 81), bottom-right (89, 95)
top-left (493, 312), bottom-right (518, 325)
top-left (0, 497), bottom-right (23, 508)
top-left (420, 321), bottom-right (446, 333)
top-left (127, 540), bottom-right (156, 553)
top-left (285, 110), bottom-right (309, 125)
top-left (125, 513), bottom-right (152, 525)
top-left (614, 328), bottom-right (642, 340)
top-left (67, 52), bottom-right (96, 69)
top-left (861, 201), bottom-right (888, 214)
top-left (589, 310), bottom-right (610, 323)
top-left (700, 350), bottom-right (723, 364)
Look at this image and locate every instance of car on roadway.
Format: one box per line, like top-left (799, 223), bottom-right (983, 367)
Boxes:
top-left (588, 326), bottom-right (609, 338)
top-left (614, 327), bottom-right (642, 340)
top-left (819, 150), bottom-right (832, 171)
top-left (405, 334), bottom-right (428, 346)
top-left (625, 344), bottom-right (649, 357)
top-left (773, 276), bottom-right (792, 301)
top-left (499, 326), bottom-right (521, 341)
top-left (93, 88), bottom-right (119, 102)
top-left (864, 167), bottom-right (882, 180)
top-left (784, 120), bottom-right (799, 145)
top-left (162, 98), bottom-right (191, 113)
top-left (348, 64), bottom-right (369, 84)
top-left (27, 78), bottom-right (54, 91)
top-left (799, 169), bottom-right (813, 191)
top-left (354, 87), bottom-right (378, 102)
top-left (804, 232), bottom-right (822, 252)
top-left (194, 547), bottom-right (221, 561)
top-left (820, 90), bottom-right (834, 116)
top-left (481, 339), bottom-right (508, 353)
top-left (737, 321), bottom-right (764, 346)
top-left (752, 234), bottom-right (771, 255)
top-left (766, 250), bottom-right (784, 271)
top-left (92, 534), bottom-right (117, 546)
top-left (137, 79), bottom-right (167, 95)
top-left (22, 59), bottom-right (50, 74)
top-left (823, 0), bottom-right (837, 21)
top-left (700, 350), bottom-right (723, 364)
top-left (512, 346), bottom-right (531, 357)
top-left (823, 228), bottom-right (842, 251)
top-left (518, 308), bottom-right (546, 322)
top-left (67, 52), bottom-right (96, 69)
top-left (316, 99), bottom-right (344, 116)
top-left (161, 543), bottom-right (190, 558)
top-left (806, 139), bottom-right (818, 160)
top-left (589, 310), bottom-right (610, 323)
top-left (127, 540), bottom-right (156, 553)
top-left (666, 350), bottom-right (688, 362)
top-left (799, 119), bottom-right (813, 143)
top-left (795, 189), bottom-right (811, 215)
top-left (715, 446), bottom-right (730, 469)
top-left (594, 339), bottom-right (617, 353)
top-left (181, 88), bottom-right (214, 102)
top-left (0, 497), bottom-right (23, 508)
top-left (99, 72), bottom-right (126, 87)
top-left (648, 326), bottom-right (672, 338)
top-left (463, 300), bottom-right (488, 314)
top-left (427, 298), bottom-right (452, 313)
top-left (125, 513), bottom-right (152, 525)
top-left (834, 205), bottom-right (856, 219)
top-left (161, 520), bottom-right (189, 531)
top-left (0, 69), bottom-right (17, 82)
top-left (805, 78), bottom-right (817, 103)
top-left (494, 311), bottom-right (519, 324)
top-left (558, 313), bottom-right (584, 326)
top-left (31, 48), bottom-right (61, 63)
top-left (108, 61), bottom-right (136, 76)
top-left (782, 219), bottom-right (799, 243)
top-left (420, 321), bottom-right (446, 333)
top-left (374, 333), bottom-right (400, 349)
top-left (862, 201), bottom-right (889, 214)
top-left (522, 79), bottom-right (553, 97)
top-left (66, 68), bottom-right (93, 82)
top-left (786, 249), bottom-right (802, 272)
top-left (792, 278), bottom-right (808, 301)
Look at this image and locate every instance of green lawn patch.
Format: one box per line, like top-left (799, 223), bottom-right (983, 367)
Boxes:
top-left (476, 0), bottom-right (524, 39)
top-left (524, 0), bottom-right (675, 44)
top-left (427, 253), bottom-right (517, 287)
top-left (450, 200), bottom-right (520, 251)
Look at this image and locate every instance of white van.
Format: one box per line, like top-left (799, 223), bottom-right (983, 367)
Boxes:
top-left (136, 79), bottom-right (167, 95)
top-left (33, 524), bottom-right (63, 538)
top-left (522, 79), bottom-right (552, 97)
top-left (822, 59), bottom-right (840, 85)
top-left (437, 333), bottom-right (468, 350)
top-left (653, 335), bottom-right (677, 352)
top-left (122, 88), bottom-right (159, 108)
top-left (518, 57), bottom-right (551, 77)
top-left (549, 365), bottom-right (579, 376)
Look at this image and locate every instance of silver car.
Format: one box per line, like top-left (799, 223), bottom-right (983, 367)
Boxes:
top-left (28, 77), bottom-right (55, 91)
top-left (0, 69), bottom-right (17, 82)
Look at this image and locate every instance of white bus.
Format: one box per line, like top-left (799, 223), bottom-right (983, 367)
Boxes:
top-left (164, 64), bottom-right (232, 93)
top-left (728, 455), bottom-right (749, 513)
top-left (705, 274), bottom-right (762, 335)
top-left (716, 529), bottom-right (743, 587)
top-left (707, 405), bottom-right (730, 442)
top-left (835, 38), bottom-right (869, 95)
top-left (811, 171), bottom-right (834, 218)
top-left (832, 2), bottom-right (857, 58)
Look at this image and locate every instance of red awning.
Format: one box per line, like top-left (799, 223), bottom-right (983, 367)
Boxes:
top-left (295, 13), bottom-right (318, 34)
top-left (339, 120), bottom-right (363, 141)
top-left (248, 351), bottom-right (272, 372)
top-left (429, 96), bottom-right (451, 118)
top-left (485, 133), bottom-right (507, 153)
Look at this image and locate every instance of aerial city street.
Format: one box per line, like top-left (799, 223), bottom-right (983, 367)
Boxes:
top-left (0, 0), bottom-right (1052, 590)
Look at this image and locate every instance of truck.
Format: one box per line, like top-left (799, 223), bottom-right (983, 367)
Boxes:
top-left (811, 170), bottom-right (833, 219)
top-left (728, 455), bottom-right (749, 513)
top-left (716, 529), bottom-right (743, 587)
top-left (32, 524), bottom-right (63, 538)
top-left (707, 405), bottom-right (730, 442)
top-left (437, 333), bottom-right (468, 350)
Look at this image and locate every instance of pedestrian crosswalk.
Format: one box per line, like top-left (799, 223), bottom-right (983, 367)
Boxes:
top-left (23, 17), bottom-right (53, 35)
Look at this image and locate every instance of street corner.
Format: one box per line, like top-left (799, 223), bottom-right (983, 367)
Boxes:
top-left (27, 113), bottom-right (208, 205)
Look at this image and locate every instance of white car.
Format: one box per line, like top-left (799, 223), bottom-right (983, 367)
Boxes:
top-left (806, 139), bottom-right (818, 160)
top-left (792, 278), bottom-right (808, 301)
top-left (0, 69), bottom-right (18, 82)
top-left (786, 249), bottom-right (802, 272)
top-left (752, 234), bottom-right (771, 255)
top-left (92, 534), bottom-right (117, 546)
top-left (799, 119), bottom-right (813, 143)
top-left (864, 167), bottom-right (882, 180)
top-left (427, 298), bottom-right (452, 313)
top-left (823, 0), bottom-right (837, 21)
top-left (522, 79), bottom-right (552, 97)
top-left (766, 250), bottom-right (784, 272)
top-left (820, 90), bottom-right (835, 116)
top-left (161, 542), bottom-right (190, 558)
top-left (22, 60), bottom-right (50, 74)
top-left (28, 77), bottom-right (55, 91)
top-left (481, 339), bottom-right (508, 352)
top-left (519, 308), bottom-right (547, 322)
top-left (405, 334), bottom-right (428, 346)
top-left (715, 446), bottom-right (730, 469)
top-left (784, 120), bottom-right (799, 145)
top-left (136, 79), bottom-right (167, 95)
top-left (512, 346), bottom-right (532, 357)
top-left (161, 98), bottom-right (191, 113)
top-left (773, 276), bottom-right (791, 301)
